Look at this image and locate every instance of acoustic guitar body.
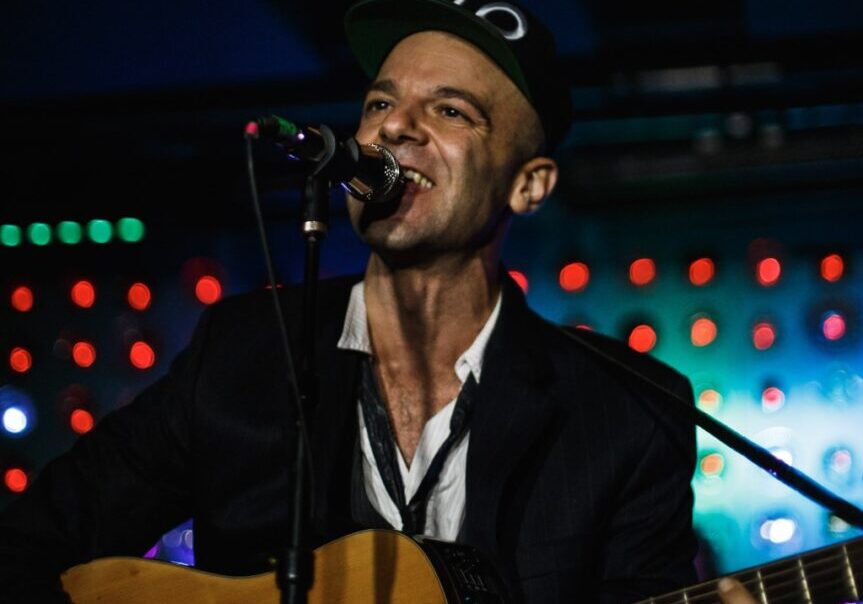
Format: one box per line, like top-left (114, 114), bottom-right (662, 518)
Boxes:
top-left (61, 529), bottom-right (510, 603)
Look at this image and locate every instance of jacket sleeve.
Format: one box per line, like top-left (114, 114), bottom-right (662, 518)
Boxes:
top-left (598, 373), bottom-right (699, 603)
top-left (0, 306), bottom-right (215, 602)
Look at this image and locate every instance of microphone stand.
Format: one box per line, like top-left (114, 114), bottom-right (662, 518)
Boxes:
top-left (276, 126), bottom-right (337, 604)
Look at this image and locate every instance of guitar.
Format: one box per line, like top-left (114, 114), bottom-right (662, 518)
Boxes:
top-left (60, 530), bottom-right (863, 603)
top-left (60, 529), bottom-right (510, 603)
top-left (636, 534), bottom-right (863, 604)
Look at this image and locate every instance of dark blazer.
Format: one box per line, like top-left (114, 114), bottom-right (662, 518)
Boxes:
top-left (0, 273), bottom-right (697, 603)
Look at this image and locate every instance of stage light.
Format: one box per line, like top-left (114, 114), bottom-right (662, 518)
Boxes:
top-left (559, 262), bottom-right (589, 292)
top-left (828, 514), bottom-right (851, 535)
top-left (508, 270), bottom-right (529, 293)
top-left (697, 388), bottom-right (722, 412)
top-left (72, 342), bottom-right (96, 368)
top-left (27, 223), bottom-right (52, 246)
top-left (821, 311), bottom-right (846, 341)
top-left (130, 341), bottom-right (156, 370)
top-left (2, 407), bottom-right (28, 434)
top-left (628, 325), bottom-right (657, 353)
top-left (820, 254), bottom-right (844, 282)
top-left (128, 282), bottom-right (152, 311)
top-left (9, 347), bottom-right (32, 373)
top-left (689, 258), bottom-right (715, 286)
top-left (699, 452), bottom-right (725, 478)
top-left (71, 280), bottom-right (96, 308)
top-left (0, 224), bottom-right (22, 247)
top-left (11, 286), bottom-right (33, 312)
top-left (195, 276), bottom-right (222, 305)
top-left (690, 317), bottom-right (717, 347)
top-left (70, 409), bottom-right (95, 435)
top-left (56, 221), bottom-right (83, 245)
top-left (752, 322), bottom-right (776, 350)
top-left (4, 468), bottom-right (28, 493)
top-left (761, 386), bottom-right (785, 413)
top-left (823, 447), bottom-right (853, 484)
top-left (760, 518), bottom-right (796, 544)
top-left (117, 217), bottom-right (145, 243)
top-left (629, 258), bottom-right (656, 286)
top-left (87, 219), bottom-right (113, 244)
top-left (756, 257), bottom-right (781, 286)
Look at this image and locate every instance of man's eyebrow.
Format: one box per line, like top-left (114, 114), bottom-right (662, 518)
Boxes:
top-left (364, 79), bottom-right (397, 98)
top-left (433, 86), bottom-right (492, 126)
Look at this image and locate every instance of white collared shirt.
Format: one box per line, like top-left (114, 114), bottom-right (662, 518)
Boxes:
top-left (336, 281), bottom-right (501, 539)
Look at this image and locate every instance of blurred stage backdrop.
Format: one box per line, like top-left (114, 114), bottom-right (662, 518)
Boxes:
top-left (2, 0), bottom-right (863, 579)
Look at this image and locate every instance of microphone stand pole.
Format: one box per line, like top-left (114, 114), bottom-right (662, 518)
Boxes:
top-left (279, 128), bottom-right (335, 604)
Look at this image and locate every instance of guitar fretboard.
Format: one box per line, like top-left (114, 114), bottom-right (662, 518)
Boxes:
top-left (637, 535), bottom-right (863, 604)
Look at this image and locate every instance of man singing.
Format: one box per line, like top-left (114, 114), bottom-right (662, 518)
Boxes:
top-left (0, 1), bottom-right (722, 601)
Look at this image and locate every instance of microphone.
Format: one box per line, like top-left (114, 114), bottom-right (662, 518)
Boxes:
top-left (245, 115), bottom-right (404, 204)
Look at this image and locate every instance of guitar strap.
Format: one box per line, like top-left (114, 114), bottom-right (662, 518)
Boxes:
top-left (358, 356), bottom-right (476, 535)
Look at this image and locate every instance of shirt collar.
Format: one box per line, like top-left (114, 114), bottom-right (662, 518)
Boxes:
top-left (336, 281), bottom-right (502, 384)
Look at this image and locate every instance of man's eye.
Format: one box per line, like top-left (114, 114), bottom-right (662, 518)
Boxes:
top-left (441, 106), bottom-right (465, 119)
top-left (365, 99), bottom-right (390, 113)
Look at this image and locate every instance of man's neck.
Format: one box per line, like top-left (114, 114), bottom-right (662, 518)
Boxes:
top-left (363, 253), bottom-right (500, 368)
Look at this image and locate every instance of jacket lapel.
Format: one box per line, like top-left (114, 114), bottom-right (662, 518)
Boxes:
top-left (463, 275), bottom-right (558, 555)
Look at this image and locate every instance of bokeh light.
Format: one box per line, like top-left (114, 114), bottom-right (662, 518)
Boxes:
top-left (628, 324), bottom-right (657, 353)
top-left (128, 282), bottom-right (152, 311)
top-left (559, 262), bottom-right (590, 292)
top-left (629, 258), bottom-right (656, 286)
top-left (195, 276), bottom-right (223, 305)
top-left (116, 217), bottom-right (146, 243)
top-left (697, 388), bottom-right (723, 412)
top-left (9, 347), bottom-right (32, 373)
top-left (71, 280), bottom-right (96, 308)
top-left (689, 258), bottom-right (715, 286)
top-left (759, 518), bottom-right (796, 544)
top-left (699, 452), bottom-right (726, 477)
top-left (72, 341), bottom-right (97, 368)
top-left (820, 253), bottom-right (844, 282)
top-left (27, 223), bottom-right (52, 246)
top-left (691, 317), bottom-right (718, 347)
top-left (70, 409), bottom-right (95, 435)
top-left (0, 224), bottom-right (22, 247)
top-left (4, 469), bottom-right (28, 493)
top-left (508, 270), bottom-right (529, 294)
top-left (56, 221), bottom-right (83, 245)
top-left (130, 341), bottom-right (156, 370)
top-left (756, 257), bottom-right (782, 286)
top-left (87, 219), bottom-right (113, 244)
top-left (821, 311), bottom-right (846, 341)
top-left (2, 407), bottom-right (29, 434)
top-left (11, 286), bottom-right (33, 312)
top-left (752, 322), bottom-right (776, 350)
top-left (761, 386), bottom-right (786, 412)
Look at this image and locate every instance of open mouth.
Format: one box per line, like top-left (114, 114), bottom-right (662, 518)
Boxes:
top-left (402, 168), bottom-right (435, 190)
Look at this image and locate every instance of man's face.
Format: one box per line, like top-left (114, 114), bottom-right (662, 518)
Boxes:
top-left (350, 30), bottom-right (537, 264)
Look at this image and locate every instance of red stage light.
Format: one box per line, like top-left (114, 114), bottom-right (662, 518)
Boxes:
top-left (822, 312), bottom-right (846, 341)
top-left (4, 468), bottom-right (28, 493)
top-left (195, 276), bottom-right (222, 305)
top-left (559, 262), bottom-right (590, 292)
top-left (761, 386), bottom-right (785, 412)
top-left (128, 282), bottom-right (152, 311)
top-left (628, 325), bottom-right (657, 353)
top-left (70, 409), bottom-right (95, 435)
top-left (756, 258), bottom-right (781, 287)
top-left (752, 322), bottom-right (776, 350)
top-left (9, 347), bottom-right (32, 373)
top-left (71, 280), bottom-right (96, 308)
top-left (629, 258), bottom-right (656, 286)
top-left (691, 317), bottom-right (718, 347)
top-left (689, 258), bottom-right (715, 287)
top-left (821, 254), bottom-right (844, 282)
top-left (697, 389), bottom-right (722, 412)
top-left (130, 341), bottom-right (156, 370)
top-left (700, 453), bottom-right (725, 477)
top-left (508, 270), bottom-right (529, 294)
top-left (72, 342), bottom-right (96, 368)
top-left (11, 286), bottom-right (33, 312)
top-left (575, 324), bottom-right (593, 331)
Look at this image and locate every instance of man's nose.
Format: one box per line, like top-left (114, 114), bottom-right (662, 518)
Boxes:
top-left (378, 103), bottom-right (427, 146)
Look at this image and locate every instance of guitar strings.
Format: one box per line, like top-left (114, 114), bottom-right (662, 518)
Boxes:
top-left (637, 539), bottom-right (863, 604)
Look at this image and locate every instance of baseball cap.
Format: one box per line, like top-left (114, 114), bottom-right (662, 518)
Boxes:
top-left (344, 0), bottom-right (572, 154)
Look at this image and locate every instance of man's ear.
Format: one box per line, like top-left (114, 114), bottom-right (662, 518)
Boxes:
top-left (507, 157), bottom-right (559, 215)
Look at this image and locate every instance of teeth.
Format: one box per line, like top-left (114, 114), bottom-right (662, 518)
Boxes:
top-left (403, 169), bottom-right (434, 189)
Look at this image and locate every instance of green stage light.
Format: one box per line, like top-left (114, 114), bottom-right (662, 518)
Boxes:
top-left (87, 219), bottom-right (113, 244)
top-left (116, 217), bottom-right (145, 243)
top-left (0, 224), bottom-right (22, 247)
top-left (57, 221), bottom-right (83, 245)
top-left (27, 223), bottom-right (52, 246)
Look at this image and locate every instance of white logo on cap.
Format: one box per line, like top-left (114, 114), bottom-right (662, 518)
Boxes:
top-left (451, 1), bottom-right (529, 41)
